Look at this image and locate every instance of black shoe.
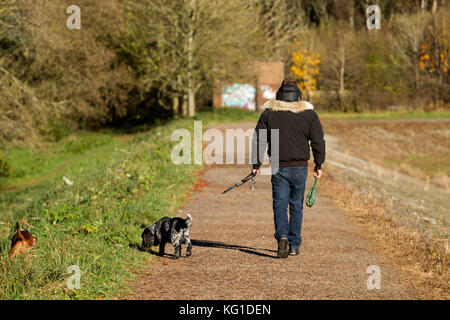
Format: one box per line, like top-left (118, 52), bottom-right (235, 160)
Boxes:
top-left (277, 237), bottom-right (289, 258)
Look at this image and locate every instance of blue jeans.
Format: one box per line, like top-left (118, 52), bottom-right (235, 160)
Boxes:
top-left (271, 166), bottom-right (307, 250)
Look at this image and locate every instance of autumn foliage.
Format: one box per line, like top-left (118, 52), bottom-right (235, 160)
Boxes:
top-left (290, 42), bottom-right (320, 98)
top-left (419, 25), bottom-right (449, 75)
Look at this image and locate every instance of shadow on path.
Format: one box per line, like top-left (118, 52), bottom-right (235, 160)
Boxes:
top-left (192, 239), bottom-right (277, 259)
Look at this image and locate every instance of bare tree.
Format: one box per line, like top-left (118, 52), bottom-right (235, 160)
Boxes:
top-left (125, 0), bottom-right (259, 117)
top-left (256, 0), bottom-right (306, 63)
top-left (320, 23), bottom-right (363, 95)
top-left (391, 11), bottom-right (432, 90)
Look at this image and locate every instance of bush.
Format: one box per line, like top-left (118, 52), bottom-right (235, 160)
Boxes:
top-left (0, 1), bottom-right (141, 145)
top-left (40, 121), bottom-right (70, 143)
top-left (0, 157), bottom-right (12, 177)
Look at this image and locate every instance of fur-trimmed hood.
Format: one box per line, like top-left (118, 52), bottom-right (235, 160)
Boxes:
top-left (263, 100), bottom-right (314, 113)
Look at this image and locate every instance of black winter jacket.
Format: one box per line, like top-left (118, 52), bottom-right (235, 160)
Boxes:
top-left (251, 99), bottom-right (326, 171)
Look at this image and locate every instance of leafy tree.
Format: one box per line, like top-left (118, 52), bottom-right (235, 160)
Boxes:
top-left (290, 41), bottom-right (320, 99)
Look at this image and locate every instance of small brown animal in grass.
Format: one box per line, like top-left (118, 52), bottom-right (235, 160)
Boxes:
top-left (9, 222), bottom-right (37, 259)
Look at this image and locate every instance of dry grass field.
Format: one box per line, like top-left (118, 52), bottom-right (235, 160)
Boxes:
top-left (321, 118), bottom-right (449, 297)
top-left (323, 119), bottom-right (450, 190)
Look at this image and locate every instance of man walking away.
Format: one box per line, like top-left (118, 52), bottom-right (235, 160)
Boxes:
top-left (251, 78), bottom-right (325, 258)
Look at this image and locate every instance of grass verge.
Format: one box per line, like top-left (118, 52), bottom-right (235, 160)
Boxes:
top-left (0, 107), bottom-right (258, 299)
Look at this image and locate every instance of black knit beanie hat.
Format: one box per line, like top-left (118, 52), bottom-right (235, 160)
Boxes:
top-left (276, 83), bottom-right (302, 102)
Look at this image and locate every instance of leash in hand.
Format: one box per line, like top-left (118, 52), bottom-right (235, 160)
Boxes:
top-left (221, 171), bottom-right (257, 195)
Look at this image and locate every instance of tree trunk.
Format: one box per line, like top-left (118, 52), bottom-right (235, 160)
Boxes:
top-left (414, 42), bottom-right (420, 90)
top-left (433, 18), bottom-right (441, 102)
top-left (365, 0), bottom-right (369, 20)
top-left (187, 0), bottom-right (196, 117)
top-left (187, 32), bottom-right (196, 117)
top-left (414, 63), bottom-right (420, 90)
top-left (182, 94), bottom-right (188, 117)
top-left (349, 4), bottom-right (354, 29)
top-left (432, 0), bottom-right (438, 14)
top-left (421, 0), bottom-right (427, 11)
top-left (339, 46), bottom-right (345, 92)
top-left (172, 96), bottom-right (179, 118)
top-left (187, 86), bottom-right (195, 117)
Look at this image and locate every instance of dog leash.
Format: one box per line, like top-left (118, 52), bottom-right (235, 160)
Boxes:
top-left (221, 171), bottom-right (256, 195)
top-left (177, 171), bottom-right (256, 217)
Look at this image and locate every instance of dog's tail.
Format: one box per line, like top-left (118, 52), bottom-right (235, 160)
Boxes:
top-left (185, 213), bottom-right (193, 227)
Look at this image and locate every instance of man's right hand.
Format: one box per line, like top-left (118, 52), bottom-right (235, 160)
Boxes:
top-left (313, 169), bottom-right (322, 179)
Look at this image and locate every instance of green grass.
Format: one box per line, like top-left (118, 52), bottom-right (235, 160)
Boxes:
top-left (319, 110), bottom-right (450, 120)
top-left (1, 133), bottom-right (119, 190)
top-left (0, 108), bottom-right (258, 300)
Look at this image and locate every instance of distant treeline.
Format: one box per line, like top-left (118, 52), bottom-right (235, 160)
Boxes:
top-left (0, 0), bottom-right (448, 145)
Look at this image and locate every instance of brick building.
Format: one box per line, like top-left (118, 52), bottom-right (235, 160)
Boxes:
top-left (213, 61), bottom-right (284, 112)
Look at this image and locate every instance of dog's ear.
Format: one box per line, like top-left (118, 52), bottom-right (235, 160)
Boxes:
top-left (141, 227), bottom-right (148, 239)
top-left (16, 222), bottom-right (26, 241)
top-left (185, 214), bottom-right (193, 227)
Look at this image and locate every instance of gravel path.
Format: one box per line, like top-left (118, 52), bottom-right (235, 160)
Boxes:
top-left (128, 122), bottom-right (420, 299)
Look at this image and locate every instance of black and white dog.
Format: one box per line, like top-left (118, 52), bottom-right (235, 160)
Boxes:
top-left (141, 214), bottom-right (192, 259)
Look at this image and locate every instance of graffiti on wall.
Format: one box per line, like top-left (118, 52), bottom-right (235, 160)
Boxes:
top-left (260, 85), bottom-right (276, 100)
top-left (222, 84), bottom-right (256, 110)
